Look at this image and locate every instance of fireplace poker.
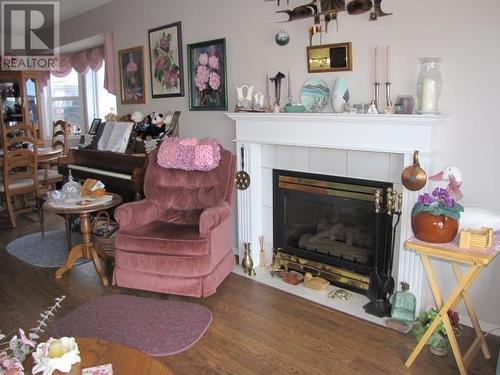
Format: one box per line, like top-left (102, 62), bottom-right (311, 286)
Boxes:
top-left (381, 192), bottom-right (402, 297)
top-left (364, 187), bottom-right (393, 318)
top-left (366, 188), bottom-right (383, 302)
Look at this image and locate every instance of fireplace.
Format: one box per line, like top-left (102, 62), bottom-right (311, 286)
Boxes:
top-left (273, 169), bottom-right (393, 293)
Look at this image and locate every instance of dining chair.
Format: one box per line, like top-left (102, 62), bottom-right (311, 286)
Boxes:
top-left (1, 123), bottom-right (39, 228)
top-left (51, 120), bottom-right (69, 155)
top-left (35, 120), bottom-right (67, 193)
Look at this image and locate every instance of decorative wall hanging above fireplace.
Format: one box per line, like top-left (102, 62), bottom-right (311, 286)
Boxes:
top-left (267, 0), bottom-right (393, 46)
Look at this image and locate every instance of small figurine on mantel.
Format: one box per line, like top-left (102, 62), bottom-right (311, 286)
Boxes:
top-left (367, 99), bottom-right (379, 114)
top-left (384, 101), bottom-right (395, 114)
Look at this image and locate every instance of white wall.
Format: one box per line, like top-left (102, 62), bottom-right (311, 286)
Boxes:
top-left (59, 0), bottom-right (500, 328)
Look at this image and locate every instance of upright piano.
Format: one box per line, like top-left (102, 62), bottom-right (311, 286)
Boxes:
top-left (58, 111), bottom-right (180, 201)
top-left (58, 149), bottom-right (148, 201)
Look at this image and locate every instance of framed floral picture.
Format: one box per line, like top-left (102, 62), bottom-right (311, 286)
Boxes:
top-left (118, 46), bottom-right (146, 104)
top-left (148, 21), bottom-right (184, 98)
top-left (187, 38), bottom-right (227, 111)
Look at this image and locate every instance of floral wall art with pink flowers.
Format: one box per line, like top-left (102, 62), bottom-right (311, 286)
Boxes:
top-left (187, 38), bottom-right (227, 111)
top-left (148, 21), bottom-right (184, 98)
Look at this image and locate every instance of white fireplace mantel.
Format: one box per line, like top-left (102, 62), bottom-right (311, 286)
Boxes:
top-left (226, 112), bottom-right (448, 322)
top-left (228, 112), bottom-right (447, 155)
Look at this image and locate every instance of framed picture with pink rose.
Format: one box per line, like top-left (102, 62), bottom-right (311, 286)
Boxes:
top-left (187, 38), bottom-right (227, 111)
top-left (118, 46), bottom-right (146, 104)
top-left (148, 21), bottom-right (184, 98)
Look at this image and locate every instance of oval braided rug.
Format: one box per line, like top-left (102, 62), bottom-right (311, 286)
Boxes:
top-left (55, 295), bottom-right (212, 356)
top-left (6, 230), bottom-right (86, 268)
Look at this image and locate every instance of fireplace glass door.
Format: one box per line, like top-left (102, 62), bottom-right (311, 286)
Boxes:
top-left (274, 170), bottom-right (393, 277)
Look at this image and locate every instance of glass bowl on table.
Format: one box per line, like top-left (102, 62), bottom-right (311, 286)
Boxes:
top-left (45, 190), bottom-right (64, 205)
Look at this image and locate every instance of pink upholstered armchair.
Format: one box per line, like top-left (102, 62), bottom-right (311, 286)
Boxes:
top-left (113, 147), bottom-right (236, 297)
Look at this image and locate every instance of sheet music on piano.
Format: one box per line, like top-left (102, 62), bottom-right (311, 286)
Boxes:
top-left (97, 121), bottom-right (133, 153)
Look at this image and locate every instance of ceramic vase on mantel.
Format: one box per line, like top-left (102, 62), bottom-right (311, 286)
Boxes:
top-left (416, 57), bottom-right (442, 114)
top-left (331, 78), bottom-right (350, 113)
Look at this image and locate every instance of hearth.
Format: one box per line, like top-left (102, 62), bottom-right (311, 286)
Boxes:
top-left (273, 169), bottom-right (393, 293)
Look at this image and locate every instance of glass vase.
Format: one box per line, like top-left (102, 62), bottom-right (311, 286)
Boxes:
top-left (416, 57), bottom-right (442, 114)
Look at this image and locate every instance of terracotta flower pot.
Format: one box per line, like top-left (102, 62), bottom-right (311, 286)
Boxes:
top-left (412, 212), bottom-right (459, 243)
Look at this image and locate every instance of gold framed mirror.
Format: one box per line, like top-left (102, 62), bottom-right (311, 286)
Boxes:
top-left (307, 42), bottom-right (352, 73)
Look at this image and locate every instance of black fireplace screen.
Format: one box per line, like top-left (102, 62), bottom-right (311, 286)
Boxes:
top-left (274, 170), bottom-right (393, 277)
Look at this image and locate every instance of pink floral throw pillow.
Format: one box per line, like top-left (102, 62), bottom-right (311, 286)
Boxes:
top-left (157, 137), bottom-right (221, 171)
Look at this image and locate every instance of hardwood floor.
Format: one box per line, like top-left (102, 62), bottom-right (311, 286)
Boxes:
top-left (0, 212), bottom-right (498, 375)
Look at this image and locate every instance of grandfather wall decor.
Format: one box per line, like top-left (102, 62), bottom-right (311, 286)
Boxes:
top-left (187, 38), bottom-right (227, 111)
top-left (148, 21), bottom-right (184, 98)
top-left (307, 42), bottom-right (352, 73)
top-left (118, 46), bottom-right (146, 104)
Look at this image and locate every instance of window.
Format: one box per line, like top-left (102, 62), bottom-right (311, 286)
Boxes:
top-left (85, 62), bottom-right (116, 125)
top-left (44, 64), bottom-right (116, 137)
top-left (48, 69), bottom-right (84, 135)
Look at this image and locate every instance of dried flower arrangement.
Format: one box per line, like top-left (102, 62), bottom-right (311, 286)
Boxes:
top-left (0, 296), bottom-right (66, 375)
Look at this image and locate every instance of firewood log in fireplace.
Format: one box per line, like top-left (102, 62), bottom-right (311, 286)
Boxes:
top-left (299, 233), bottom-right (372, 265)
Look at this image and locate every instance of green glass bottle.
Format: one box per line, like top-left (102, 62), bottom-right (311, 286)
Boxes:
top-left (391, 282), bottom-right (416, 323)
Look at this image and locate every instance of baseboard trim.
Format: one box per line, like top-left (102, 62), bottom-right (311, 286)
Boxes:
top-left (459, 314), bottom-right (500, 338)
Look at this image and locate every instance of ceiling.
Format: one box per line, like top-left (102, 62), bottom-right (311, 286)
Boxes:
top-left (59, 0), bottom-right (117, 22)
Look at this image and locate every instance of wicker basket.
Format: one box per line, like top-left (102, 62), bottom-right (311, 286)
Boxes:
top-left (92, 210), bottom-right (118, 258)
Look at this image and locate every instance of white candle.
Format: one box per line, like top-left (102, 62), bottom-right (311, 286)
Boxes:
top-left (420, 77), bottom-right (438, 112)
top-left (374, 46), bottom-right (379, 82)
top-left (385, 45), bottom-right (390, 83)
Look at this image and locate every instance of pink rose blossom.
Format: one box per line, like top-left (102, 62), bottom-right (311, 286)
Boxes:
top-left (196, 65), bottom-right (209, 82)
top-left (195, 65), bottom-right (209, 91)
top-left (155, 57), bottom-right (166, 71)
top-left (208, 72), bottom-right (221, 90)
top-left (208, 55), bottom-right (219, 70)
top-left (198, 52), bottom-right (208, 66)
top-left (167, 70), bottom-right (179, 86)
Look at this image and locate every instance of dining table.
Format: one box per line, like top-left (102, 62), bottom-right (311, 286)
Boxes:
top-left (0, 146), bottom-right (63, 164)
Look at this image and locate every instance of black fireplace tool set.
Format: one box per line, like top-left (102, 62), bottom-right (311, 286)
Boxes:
top-left (363, 187), bottom-right (402, 318)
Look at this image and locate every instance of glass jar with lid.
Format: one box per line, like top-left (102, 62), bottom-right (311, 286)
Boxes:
top-left (61, 171), bottom-right (81, 200)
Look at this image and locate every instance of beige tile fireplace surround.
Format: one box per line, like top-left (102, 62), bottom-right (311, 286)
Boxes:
top-left (226, 112), bottom-right (447, 325)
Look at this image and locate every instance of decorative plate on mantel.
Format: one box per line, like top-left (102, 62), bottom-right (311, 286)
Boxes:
top-left (300, 78), bottom-right (330, 113)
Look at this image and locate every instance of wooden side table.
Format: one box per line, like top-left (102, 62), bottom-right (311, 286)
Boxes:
top-left (43, 194), bottom-right (122, 286)
top-left (404, 233), bottom-right (500, 375)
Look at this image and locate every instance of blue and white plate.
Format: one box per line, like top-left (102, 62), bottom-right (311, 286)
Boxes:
top-left (300, 78), bottom-right (330, 113)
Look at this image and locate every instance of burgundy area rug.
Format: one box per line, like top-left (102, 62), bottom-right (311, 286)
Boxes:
top-left (55, 295), bottom-right (212, 356)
